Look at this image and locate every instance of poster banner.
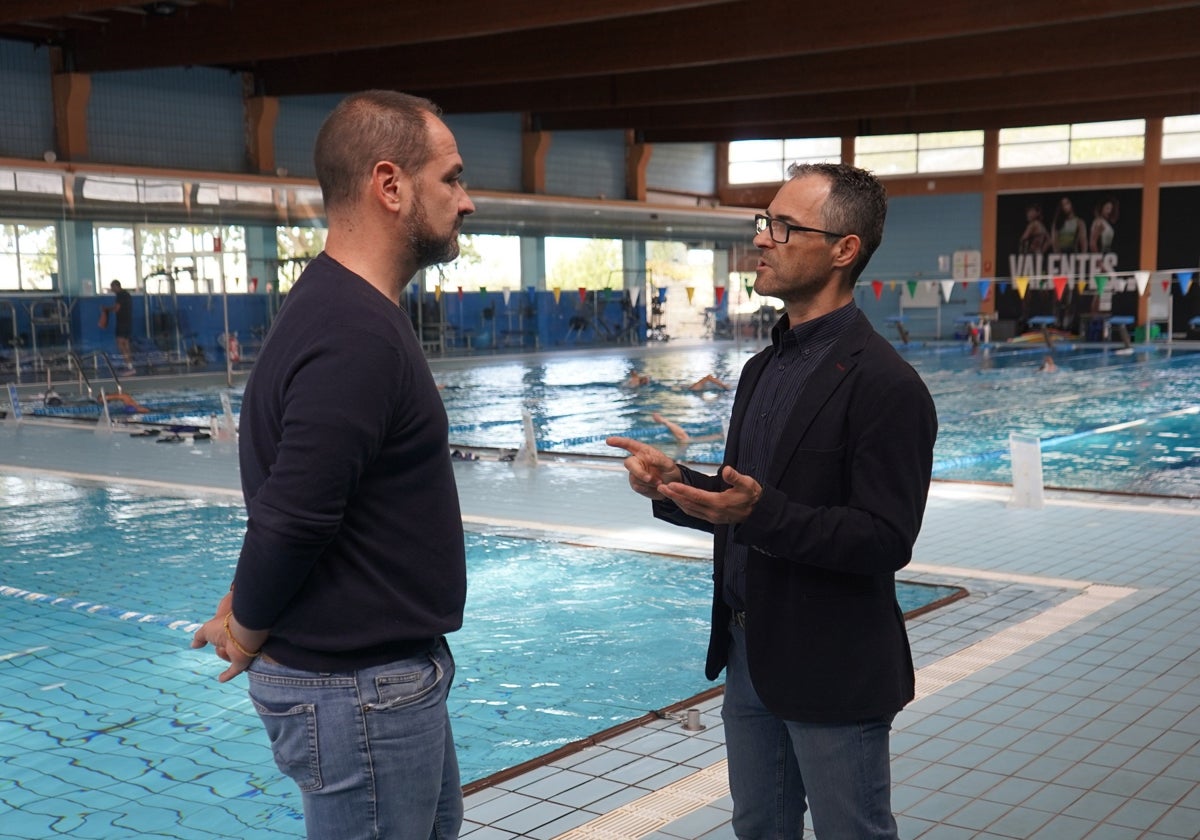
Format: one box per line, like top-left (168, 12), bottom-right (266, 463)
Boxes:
top-left (995, 188), bottom-right (1141, 284)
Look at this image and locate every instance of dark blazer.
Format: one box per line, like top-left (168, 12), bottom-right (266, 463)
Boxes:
top-left (654, 309), bottom-right (937, 723)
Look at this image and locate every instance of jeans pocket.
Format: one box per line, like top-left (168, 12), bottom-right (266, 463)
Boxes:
top-left (364, 652), bottom-right (446, 713)
top-left (248, 690), bottom-right (322, 792)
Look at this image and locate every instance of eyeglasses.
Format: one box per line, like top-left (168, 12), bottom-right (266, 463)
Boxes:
top-left (754, 213), bottom-right (848, 244)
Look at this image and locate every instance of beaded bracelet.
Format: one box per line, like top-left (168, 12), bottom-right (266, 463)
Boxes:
top-left (224, 613), bottom-right (261, 659)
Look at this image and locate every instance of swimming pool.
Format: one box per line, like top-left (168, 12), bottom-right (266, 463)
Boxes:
top-left (18, 340), bottom-right (1200, 497)
top-left (431, 342), bottom-right (1200, 498)
top-left (0, 475), bottom-right (961, 839)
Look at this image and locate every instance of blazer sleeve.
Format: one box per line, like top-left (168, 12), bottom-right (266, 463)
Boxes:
top-left (651, 463), bottom-right (724, 534)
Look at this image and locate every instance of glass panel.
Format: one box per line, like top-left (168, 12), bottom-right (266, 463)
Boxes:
top-left (1164, 114), bottom-right (1200, 132)
top-left (856, 134), bottom-right (916, 154)
top-left (728, 139), bottom-right (783, 162)
top-left (544, 236), bottom-right (622, 291)
top-left (783, 137), bottom-right (841, 160)
top-left (856, 150), bottom-right (917, 176)
top-left (0, 253), bottom-right (18, 291)
top-left (918, 146), bottom-right (983, 173)
top-left (1070, 136), bottom-right (1144, 164)
top-left (1000, 124), bottom-right (1069, 143)
top-left (1163, 132), bottom-right (1200, 160)
top-left (1071, 119), bottom-right (1144, 139)
top-left (999, 140), bottom-right (1069, 169)
top-left (728, 160), bottom-right (784, 184)
top-left (919, 130), bottom-right (984, 150)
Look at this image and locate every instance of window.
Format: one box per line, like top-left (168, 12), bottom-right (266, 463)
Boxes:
top-left (1163, 114), bottom-right (1200, 161)
top-left (93, 224), bottom-right (248, 294)
top-left (544, 237), bottom-right (623, 292)
top-left (276, 225), bottom-right (327, 293)
top-left (0, 221), bottom-right (58, 291)
top-left (727, 137), bottom-right (841, 184)
top-left (433, 234), bottom-right (522, 294)
top-left (999, 120), bottom-right (1144, 169)
top-left (855, 131), bottom-right (983, 176)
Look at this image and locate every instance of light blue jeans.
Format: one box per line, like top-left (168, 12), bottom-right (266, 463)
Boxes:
top-left (722, 622), bottom-right (898, 839)
top-left (246, 638), bottom-right (462, 840)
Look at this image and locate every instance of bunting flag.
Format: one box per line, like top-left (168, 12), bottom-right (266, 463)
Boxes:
top-left (1094, 275), bottom-right (1108, 295)
top-left (552, 287), bottom-right (562, 304)
top-left (434, 285), bottom-right (442, 302)
top-left (744, 278), bottom-right (754, 298)
top-left (1162, 280), bottom-right (1171, 293)
top-left (479, 286), bottom-right (488, 300)
top-left (1052, 276), bottom-right (1068, 300)
top-left (658, 286), bottom-right (668, 304)
top-left (715, 286), bottom-right (726, 304)
top-left (999, 281), bottom-right (1010, 296)
top-left (1179, 272), bottom-right (1194, 296)
top-left (1135, 271), bottom-right (1150, 296)
top-left (457, 286), bottom-right (463, 301)
top-left (939, 280), bottom-right (955, 303)
top-left (578, 286), bottom-right (587, 303)
top-left (1015, 276), bottom-right (1029, 299)
top-left (871, 280), bottom-right (883, 300)
top-left (685, 286), bottom-right (695, 304)
top-left (978, 280), bottom-right (991, 301)
top-left (1076, 280), bottom-right (1086, 294)
top-left (502, 288), bottom-right (511, 306)
top-left (906, 280), bottom-right (918, 298)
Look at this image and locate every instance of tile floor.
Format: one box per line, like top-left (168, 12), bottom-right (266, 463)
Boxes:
top-left (2, 409), bottom-right (1199, 839)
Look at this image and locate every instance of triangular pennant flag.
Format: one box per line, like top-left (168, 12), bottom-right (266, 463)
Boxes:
top-left (502, 288), bottom-right (511, 306)
top-left (1135, 271), bottom-right (1150, 296)
top-left (1094, 275), bottom-right (1108, 295)
top-left (871, 280), bottom-right (883, 300)
top-left (1179, 272), bottom-right (1194, 296)
top-left (1076, 280), bottom-right (1086, 294)
top-left (978, 280), bottom-right (991, 301)
top-left (940, 280), bottom-right (955, 303)
top-left (685, 286), bottom-right (695, 304)
top-left (906, 280), bottom-right (918, 298)
top-left (658, 286), bottom-right (668, 303)
top-left (744, 278), bottom-right (754, 298)
top-left (999, 281), bottom-right (1010, 296)
top-left (1052, 276), bottom-right (1068, 300)
top-left (1015, 276), bottom-right (1029, 299)
top-left (552, 287), bottom-right (562, 304)
top-left (1162, 280), bottom-right (1170, 293)
top-left (715, 286), bottom-right (726, 304)
top-left (479, 286), bottom-right (488, 300)
top-left (578, 286), bottom-right (587, 303)
top-left (434, 285), bottom-right (442, 302)
top-left (457, 286), bottom-right (464, 301)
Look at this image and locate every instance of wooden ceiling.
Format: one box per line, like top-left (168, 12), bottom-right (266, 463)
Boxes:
top-left (4, 0), bottom-right (1199, 144)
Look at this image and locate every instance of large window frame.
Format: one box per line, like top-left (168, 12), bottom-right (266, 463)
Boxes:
top-left (0, 220), bottom-right (59, 292)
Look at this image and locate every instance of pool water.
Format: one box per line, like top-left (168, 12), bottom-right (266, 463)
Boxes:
top-left (0, 476), bottom-right (960, 839)
top-left (21, 342), bottom-right (1200, 497)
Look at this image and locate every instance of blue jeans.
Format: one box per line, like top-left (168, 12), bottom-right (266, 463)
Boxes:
top-left (722, 622), bottom-right (898, 839)
top-left (246, 638), bottom-right (462, 840)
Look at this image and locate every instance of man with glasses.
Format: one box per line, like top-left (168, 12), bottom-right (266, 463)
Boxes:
top-left (609, 163), bottom-right (937, 838)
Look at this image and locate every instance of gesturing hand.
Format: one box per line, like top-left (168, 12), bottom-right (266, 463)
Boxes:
top-left (658, 464), bottom-right (762, 525)
top-left (606, 436), bottom-right (681, 500)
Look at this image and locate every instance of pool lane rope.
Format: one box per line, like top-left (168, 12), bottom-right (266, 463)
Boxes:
top-left (0, 584), bottom-right (201, 634)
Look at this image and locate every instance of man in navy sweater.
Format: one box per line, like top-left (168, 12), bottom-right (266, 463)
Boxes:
top-left (192, 90), bottom-right (475, 840)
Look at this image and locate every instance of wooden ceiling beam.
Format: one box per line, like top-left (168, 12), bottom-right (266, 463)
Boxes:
top-left (529, 58), bottom-right (1200, 133)
top-left (251, 0), bottom-right (1200, 94)
top-left (420, 7), bottom-right (1200, 115)
top-left (55, 0), bottom-right (738, 71)
top-left (640, 95), bottom-right (1198, 144)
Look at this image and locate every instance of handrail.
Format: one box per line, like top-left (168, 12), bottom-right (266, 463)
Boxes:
top-left (65, 351), bottom-right (96, 400)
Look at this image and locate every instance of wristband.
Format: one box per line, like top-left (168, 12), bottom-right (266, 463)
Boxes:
top-left (223, 613), bottom-right (260, 659)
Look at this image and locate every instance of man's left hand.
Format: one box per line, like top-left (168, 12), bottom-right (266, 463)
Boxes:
top-left (658, 465), bottom-right (762, 525)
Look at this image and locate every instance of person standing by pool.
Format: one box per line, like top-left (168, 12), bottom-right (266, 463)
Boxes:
top-left (191, 90), bottom-right (474, 840)
top-left (102, 280), bottom-right (135, 373)
top-left (608, 163), bottom-right (937, 840)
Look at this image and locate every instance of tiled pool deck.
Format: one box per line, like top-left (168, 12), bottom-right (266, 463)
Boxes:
top-left (2, 400), bottom-right (1199, 838)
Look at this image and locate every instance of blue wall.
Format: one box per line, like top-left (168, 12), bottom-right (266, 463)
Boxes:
top-left (0, 41), bottom-right (54, 159)
top-left (89, 68), bottom-right (247, 172)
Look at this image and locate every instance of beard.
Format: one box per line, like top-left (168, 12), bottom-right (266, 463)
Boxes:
top-left (408, 197), bottom-right (461, 270)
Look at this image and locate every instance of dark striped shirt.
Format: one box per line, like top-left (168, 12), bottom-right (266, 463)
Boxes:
top-left (723, 301), bottom-right (859, 609)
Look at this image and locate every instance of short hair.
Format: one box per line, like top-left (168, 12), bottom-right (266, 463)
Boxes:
top-left (786, 162), bottom-right (887, 285)
top-left (314, 90), bottom-right (442, 213)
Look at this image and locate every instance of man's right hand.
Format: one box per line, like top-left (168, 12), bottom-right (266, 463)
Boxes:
top-left (606, 437), bottom-right (681, 500)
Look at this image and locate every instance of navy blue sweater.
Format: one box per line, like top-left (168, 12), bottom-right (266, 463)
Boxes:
top-left (232, 253), bottom-right (466, 672)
